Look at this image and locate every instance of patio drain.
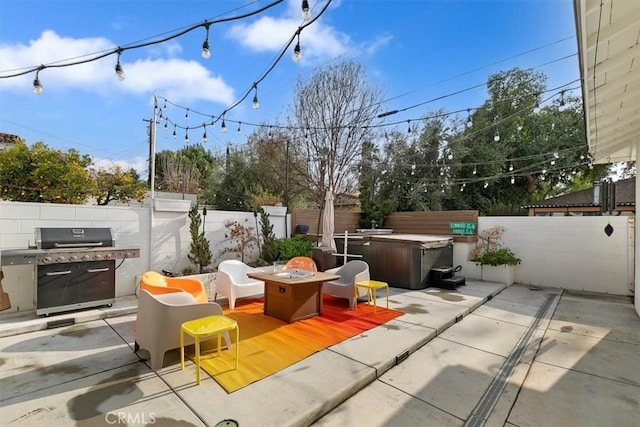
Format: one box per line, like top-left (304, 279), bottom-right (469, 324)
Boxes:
top-left (46, 318), bottom-right (75, 329)
top-left (215, 420), bottom-right (238, 427)
top-left (464, 293), bottom-right (558, 427)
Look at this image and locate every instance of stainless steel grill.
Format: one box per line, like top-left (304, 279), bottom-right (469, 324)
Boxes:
top-left (1, 227), bottom-right (140, 316)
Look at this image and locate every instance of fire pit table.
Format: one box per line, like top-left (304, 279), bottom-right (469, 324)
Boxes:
top-left (247, 270), bottom-right (339, 323)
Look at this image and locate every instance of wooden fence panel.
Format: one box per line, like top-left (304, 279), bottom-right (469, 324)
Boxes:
top-left (291, 209), bottom-right (478, 242)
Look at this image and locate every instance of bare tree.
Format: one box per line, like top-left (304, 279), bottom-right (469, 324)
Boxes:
top-left (291, 61), bottom-right (383, 205)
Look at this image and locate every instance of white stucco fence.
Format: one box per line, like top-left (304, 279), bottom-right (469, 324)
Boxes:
top-left (453, 216), bottom-right (634, 297)
top-left (0, 200), bottom-right (635, 315)
top-left (0, 201), bottom-right (290, 313)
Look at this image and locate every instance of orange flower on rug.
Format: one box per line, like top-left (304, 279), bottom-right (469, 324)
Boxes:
top-left (186, 294), bottom-right (404, 393)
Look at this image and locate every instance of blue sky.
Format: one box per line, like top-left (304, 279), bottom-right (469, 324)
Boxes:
top-left (0, 0), bottom-right (580, 176)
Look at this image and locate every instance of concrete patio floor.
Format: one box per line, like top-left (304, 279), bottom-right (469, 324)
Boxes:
top-left (0, 280), bottom-right (638, 426)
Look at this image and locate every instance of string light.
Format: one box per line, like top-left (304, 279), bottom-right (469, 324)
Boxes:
top-left (221, 116), bottom-right (227, 133)
top-left (293, 33), bottom-right (302, 63)
top-left (252, 85), bottom-right (259, 109)
top-left (237, 121), bottom-right (242, 133)
top-left (172, 124), bottom-right (177, 139)
top-left (302, 0), bottom-right (311, 21)
top-left (115, 49), bottom-right (125, 81)
top-left (201, 23), bottom-right (211, 59)
top-left (184, 127), bottom-right (189, 143)
top-left (32, 68), bottom-right (43, 95)
top-left (185, 108), bottom-right (189, 120)
top-left (202, 127), bottom-right (208, 143)
top-left (466, 109), bottom-right (473, 128)
top-left (407, 120), bottom-right (411, 134)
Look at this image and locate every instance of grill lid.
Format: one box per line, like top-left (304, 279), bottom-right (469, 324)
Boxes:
top-left (35, 227), bottom-right (114, 249)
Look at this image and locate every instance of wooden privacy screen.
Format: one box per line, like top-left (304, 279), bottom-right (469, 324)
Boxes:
top-left (291, 209), bottom-right (478, 242)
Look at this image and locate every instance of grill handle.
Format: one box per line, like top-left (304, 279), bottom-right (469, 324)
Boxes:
top-left (53, 242), bottom-right (104, 248)
top-left (45, 270), bottom-right (72, 276)
top-left (87, 268), bottom-right (110, 273)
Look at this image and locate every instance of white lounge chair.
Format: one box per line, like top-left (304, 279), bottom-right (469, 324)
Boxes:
top-left (323, 260), bottom-right (370, 310)
top-left (216, 260), bottom-right (265, 309)
top-left (134, 290), bottom-right (230, 370)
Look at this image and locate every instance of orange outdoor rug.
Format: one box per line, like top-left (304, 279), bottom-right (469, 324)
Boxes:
top-left (188, 295), bottom-right (404, 393)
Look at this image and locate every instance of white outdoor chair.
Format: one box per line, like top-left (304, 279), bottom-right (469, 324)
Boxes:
top-left (216, 260), bottom-right (265, 309)
top-left (323, 260), bottom-right (370, 310)
top-left (134, 289), bottom-right (230, 370)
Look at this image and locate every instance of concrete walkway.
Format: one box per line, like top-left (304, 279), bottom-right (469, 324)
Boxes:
top-left (0, 281), bottom-right (638, 426)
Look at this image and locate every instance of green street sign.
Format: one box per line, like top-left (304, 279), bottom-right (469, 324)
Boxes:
top-left (450, 221), bottom-right (477, 236)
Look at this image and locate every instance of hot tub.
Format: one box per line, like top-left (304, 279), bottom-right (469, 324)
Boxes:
top-left (333, 233), bottom-right (454, 290)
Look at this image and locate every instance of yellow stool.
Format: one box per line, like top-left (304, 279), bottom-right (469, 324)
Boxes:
top-left (355, 280), bottom-right (389, 313)
top-left (180, 315), bottom-right (239, 385)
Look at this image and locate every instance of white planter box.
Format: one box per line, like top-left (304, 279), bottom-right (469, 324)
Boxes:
top-left (460, 261), bottom-right (482, 280)
top-left (481, 265), bottom-right (515, 286)
top-left (154, 198), bottom-right (192, 212)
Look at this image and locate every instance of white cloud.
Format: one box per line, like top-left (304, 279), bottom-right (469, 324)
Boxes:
top-left (0, 30), bottom-right (234, 104)
top-left (93, 156), bottom-right (148, 176)
top-left (226, 1), bottom-right (350, 63)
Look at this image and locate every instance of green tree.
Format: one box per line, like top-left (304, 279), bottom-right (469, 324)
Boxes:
top-left (213, 149), bottom-right (255, 211)
top-left (187, 205), bottom-right (212, 273)
top-left (445, 67), bottom-right (609, 214)
top-left (92, 165), bottom-right (147, 205)
top-left (0, 140), bottom-right (94, 204)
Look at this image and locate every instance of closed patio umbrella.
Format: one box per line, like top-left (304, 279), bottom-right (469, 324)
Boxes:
top-left (321, 190), bottom-right (336, 250)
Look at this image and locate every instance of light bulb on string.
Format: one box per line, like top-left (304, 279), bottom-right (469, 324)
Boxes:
top-left (558, 90), bottom-right (566, 111)
top-left (252, 86), bottom-right (259, 109)
top-left (447, 153), bottom-right (453, 160)
top-left (472, 166), bottom-right (477, 175)
top-left (201, 24), bottom-right (211, 59)
top-left (293, 33), bottom-right (302, 63)
top-left (533, 99), bottom-right (541, 114)
top-left (221, 117), bottom-right (227, 133)
top-left (494, 130), bottom-right (500, 142)
top-left (163, 119), bottom-right (168, 130)
top-left (202, 128), bottom-right (208, 143)
top-left (301, 0), bottom-right (311, 20)
top-left (115, 50), bottom-right (125, 81)
top-left (484, 181), bottom-right (489, 188)
top-left (517, 124), bottom-right (523, 132)
top-left (33, 69), bottom-right (43, 95)
top-left (407, 120), bottom-right (411, 134)
top-left (185, 109), bottom-right (189, 120)
top-left (511, 177), bottom-right (515, 184)
top-left (237, 121), bottom-right (242, 134)
top-left (172, 125), bottom-right (177, 139)
top-left (551, 159), bottom-right (556, 166)
top-left (466, 109), bottom-right (473, 128)
top-left (184, 127), bottom-right (189, 143)
top-left (509, 163), bottom-right (513, 172)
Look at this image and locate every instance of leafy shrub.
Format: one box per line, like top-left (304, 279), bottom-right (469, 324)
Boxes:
top-left (471, 225), bottom-right (521, 266)
top-left (275, 235), bottom-right (313, 260)
top-left (473, 248), bottom-right (521, 266)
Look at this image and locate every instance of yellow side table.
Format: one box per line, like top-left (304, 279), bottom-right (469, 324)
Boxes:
top-left (180, 315), bottom-right (239, 385)
top-left (355, 280), bottom-right (389, 313)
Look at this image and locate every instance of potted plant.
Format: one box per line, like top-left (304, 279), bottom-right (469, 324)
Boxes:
top-left (470, 226), bottom-right (521, 285)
